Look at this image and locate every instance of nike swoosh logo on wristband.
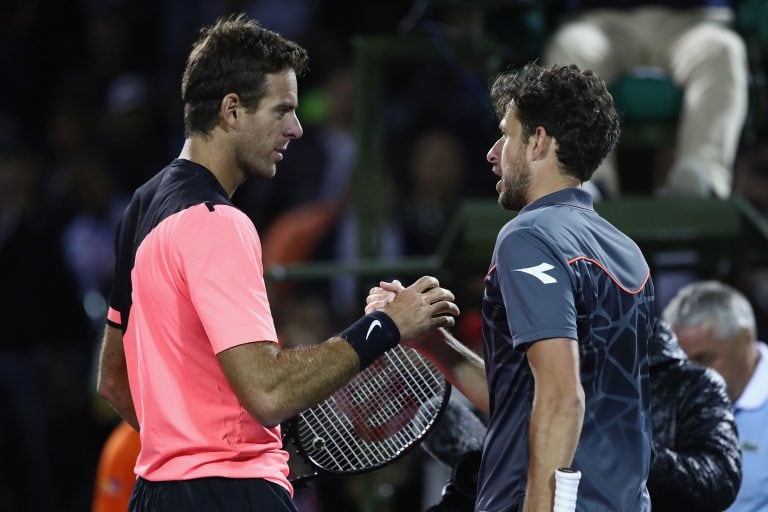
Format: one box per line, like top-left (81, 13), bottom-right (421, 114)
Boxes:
top-left (365, 319), bottom-right (383, 340)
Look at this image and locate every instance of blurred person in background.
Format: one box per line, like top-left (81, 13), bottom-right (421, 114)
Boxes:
top-left (400, 128), bottom-right (466, 256)
top-left (60, 153), bottom-right (129, 336)
top-left (665, 280), bottom-right (768, 512)
top-left (0, 142), bottom-right (89, 511)
top-left (544, 0), bottom-right (748, 199)
top-left (647, 320), bottom-right (741, 512)
top-left (99, 72), bottom-right (169, 192)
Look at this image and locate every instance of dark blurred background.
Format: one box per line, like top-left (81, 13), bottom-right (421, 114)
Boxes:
top-left (1, 1), bottom-right (767, 511)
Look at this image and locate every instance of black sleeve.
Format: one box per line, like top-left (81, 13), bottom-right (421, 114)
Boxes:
top-left (649, 367), bottom-right (742, 512)
top-left (108, 212), bottom-right (131, 331)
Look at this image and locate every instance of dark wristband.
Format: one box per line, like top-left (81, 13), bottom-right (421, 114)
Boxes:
top-left (339, 311), bottom-right (401, 370)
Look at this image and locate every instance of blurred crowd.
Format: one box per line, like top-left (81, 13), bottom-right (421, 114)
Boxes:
top-left (1, 1), bottom-right (768, 511)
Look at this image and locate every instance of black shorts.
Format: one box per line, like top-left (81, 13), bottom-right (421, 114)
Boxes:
top-left (129, 476), bottom-right (297, 512)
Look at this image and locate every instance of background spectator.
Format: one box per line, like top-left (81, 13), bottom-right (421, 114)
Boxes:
top-left (665, 281), bottom-right (768, 512)
top-left (544, 0), bottom-right (748, 199)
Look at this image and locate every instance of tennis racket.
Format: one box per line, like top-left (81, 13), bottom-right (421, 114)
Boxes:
top-left (283, 344), bottom-right (451, 486)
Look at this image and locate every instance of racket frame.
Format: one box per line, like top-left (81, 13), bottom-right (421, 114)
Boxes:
top-left (284, 353), bottom-right (452, 486)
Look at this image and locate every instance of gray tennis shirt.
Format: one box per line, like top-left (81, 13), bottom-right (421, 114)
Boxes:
top-left (477, 188), bottom-right (654, 512)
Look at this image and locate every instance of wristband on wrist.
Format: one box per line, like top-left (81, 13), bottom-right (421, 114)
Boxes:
top-left (339, 311), bottom-right (401, 370)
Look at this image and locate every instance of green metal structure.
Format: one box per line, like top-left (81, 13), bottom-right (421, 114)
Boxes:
top-left (436, 197), bottom-right (768, 273)
top-left (265, 32), bottom-right (768, 283)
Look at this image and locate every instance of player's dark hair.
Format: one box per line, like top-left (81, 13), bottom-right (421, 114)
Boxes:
top-left (490, 63), bottom-right (620, 182)
top-left (181, 13), bottom-right (309, 137)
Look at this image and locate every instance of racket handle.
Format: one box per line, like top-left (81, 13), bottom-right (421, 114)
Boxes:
top-left (553, 467), bottom-right (581, 512)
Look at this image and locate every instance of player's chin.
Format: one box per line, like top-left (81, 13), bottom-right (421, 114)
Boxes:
top-left (497, 193), bottom-right (510, 210)
top-left (251, 163), bottom-right (277, 180)
top-left (498, 191), bottom-right (522, 211)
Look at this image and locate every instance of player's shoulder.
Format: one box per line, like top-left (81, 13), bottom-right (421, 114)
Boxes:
top-left (498, 208), bottom-right (563, 249)
top-left (494, 223), bottom-right (562, 271)
top-left (167, 203), bottom-right (260, 262)
top-left (130, 162), bottom-right (173, 204)
top-left (510, 200), bottom-right (586, 233)
top-left (176, 201), bottom-right (252, 232)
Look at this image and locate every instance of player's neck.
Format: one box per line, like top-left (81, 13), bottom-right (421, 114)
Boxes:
top-left (527, 164), bottom-right (581, 204)
top-left (179, 136), bottom-right (243, 197)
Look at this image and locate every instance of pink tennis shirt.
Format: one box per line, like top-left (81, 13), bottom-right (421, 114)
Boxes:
top-left (108, 160), bottom-right (291, 494)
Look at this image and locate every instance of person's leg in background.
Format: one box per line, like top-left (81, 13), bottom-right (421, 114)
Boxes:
top-left (663, 9), bottom-right (748, 198)
top-left (544, 9), bottom-right (641, 198)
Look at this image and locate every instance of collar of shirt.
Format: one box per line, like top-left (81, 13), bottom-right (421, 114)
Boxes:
top-left (518, 187), bottom-right (595, 215)
top-left (735, 341), bottom-right (768, 411)
top-left (174, 158), bottom-right (231, 199)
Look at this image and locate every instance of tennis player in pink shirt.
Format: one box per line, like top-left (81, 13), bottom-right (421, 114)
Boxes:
top-left (96, 14), bottom-right (459, 512)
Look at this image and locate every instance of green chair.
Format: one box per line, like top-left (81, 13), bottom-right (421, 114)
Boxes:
top-left (609, 69), bottom-right (684, 148)
top-left (609, 0), bottom-right (768, 149)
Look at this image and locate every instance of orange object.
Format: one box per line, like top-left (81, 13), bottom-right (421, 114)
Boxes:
top-left (92, 421), bottom-right (141, 512)
top-left (262, 200), bottom-right (340, 266)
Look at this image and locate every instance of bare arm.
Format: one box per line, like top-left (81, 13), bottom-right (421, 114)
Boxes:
top-left (408, 327), bottom-right (489, 414)
top-left (97, 325), bottom-right (139, 431)
top-left (219, 276), bottom-right (459, 427)
top-left (524, 338), bottom-right (584, 512)
top-left (366, 280), bottom-right (488, 413)
top-left (218, 337), bottom-right (360, 427)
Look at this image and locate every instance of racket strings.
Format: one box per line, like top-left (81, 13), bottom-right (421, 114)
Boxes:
top-left (355, 350), bottom-right (439, 442)
top-left (300, 398), bottom-right (371, 469)
top-left (343, 349), bottom-right (439, 442)
top-left (296, 345), bottom-right (447, 474)
top-left (298, 368), bottom-right (404, 469)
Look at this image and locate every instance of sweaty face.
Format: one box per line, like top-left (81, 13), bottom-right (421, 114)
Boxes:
top-left (486, 108), bottom-right (532, 211)
top-left (235, 69), bottom-right (303, 180)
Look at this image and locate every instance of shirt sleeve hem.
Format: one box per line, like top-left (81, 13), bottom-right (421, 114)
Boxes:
top-left (213, 338), bottom-right (279, 355)
top-left (106, 318), bottom-right (122, 329)
top-left (513, 328), bottom-right (578, 348)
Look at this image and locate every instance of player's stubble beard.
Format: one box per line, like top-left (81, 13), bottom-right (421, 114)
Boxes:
top-left (498, 146), bottom-right (531, 211)
top-left (235, 141), bottom-right (276, 183)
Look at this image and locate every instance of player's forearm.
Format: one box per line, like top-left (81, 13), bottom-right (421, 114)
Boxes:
top-left (105, 390), bottom-right (139, 431)
top-left (266, 338), bottom-right (361, 423)
top-left (524, 388), bottom-right (584, 512)
top-left (220, 338), bottom-right (360, 427)
top-left (415, 329), bottom-right (489, 413)
top-left (227, 281), bottom-right (459, 427)
top-left (97, 370), bottom-right (139, 431)
top-left (97, 325), bottom-right (139, 431)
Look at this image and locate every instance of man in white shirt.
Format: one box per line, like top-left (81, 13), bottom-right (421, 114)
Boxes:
top-left (664, 280), bottom-right (768, 512)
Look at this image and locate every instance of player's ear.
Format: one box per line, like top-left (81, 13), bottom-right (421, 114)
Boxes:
top-left (220, 93), bottom-right (240, 128)
top-left (530, 126), bottom-right (553, 162)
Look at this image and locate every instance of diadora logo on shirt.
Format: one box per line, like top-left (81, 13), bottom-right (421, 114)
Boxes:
top-left (511, 262), bottom-right (557, 284)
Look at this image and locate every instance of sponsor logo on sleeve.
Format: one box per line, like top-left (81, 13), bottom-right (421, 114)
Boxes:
top-left (511, 262), bottom-right (557, 284)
